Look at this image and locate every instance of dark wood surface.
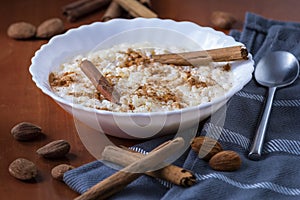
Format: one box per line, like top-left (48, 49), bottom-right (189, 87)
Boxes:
top-left (1, 0), bottom-right (300, 199)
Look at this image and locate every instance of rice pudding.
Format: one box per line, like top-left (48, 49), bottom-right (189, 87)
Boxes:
top-left (49, 43), bottom-right (233, 112)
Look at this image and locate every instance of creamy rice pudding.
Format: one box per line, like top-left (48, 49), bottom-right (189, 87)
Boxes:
top-left (49, 43), bottom-right (233, 112)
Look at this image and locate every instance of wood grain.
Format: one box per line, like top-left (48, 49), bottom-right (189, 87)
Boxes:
top-left (1, 0), bottom-right (300, 199)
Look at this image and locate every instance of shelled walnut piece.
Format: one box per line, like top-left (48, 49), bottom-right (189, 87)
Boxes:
top-left (191, 136), bottom-right (242, 171)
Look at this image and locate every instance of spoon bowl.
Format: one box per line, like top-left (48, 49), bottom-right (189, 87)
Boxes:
top-left (248, 51), bottom-right (299, 160)
top-left (255, 51), bottom-right (299, 88)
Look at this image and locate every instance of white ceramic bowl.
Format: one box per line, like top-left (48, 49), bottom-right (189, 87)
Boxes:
top-left (29, 18), bottom-right (254, 139)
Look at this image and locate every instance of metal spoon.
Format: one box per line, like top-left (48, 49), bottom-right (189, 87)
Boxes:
top-left (248, 51), bottom-right (299, 160)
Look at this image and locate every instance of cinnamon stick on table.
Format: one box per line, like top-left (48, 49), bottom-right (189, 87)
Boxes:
top-left (138, 0), bottom-right (152, 8)
top-left (101, 0), bottom-right (152, 22)
top-left (102, 145), bottom-right (196, 187)
top-left (80, 60), bottom-right (120, 104)
top-left (74, 137), bottom-right (185, 200)
top-left (115, 0), bottom-right (157, 18)
top-left (62, 0), bottom-right (111, 22)
top-left (152, 45), bottom-right (248, 66)
top-left (101, 1), bottom-right (123, 21)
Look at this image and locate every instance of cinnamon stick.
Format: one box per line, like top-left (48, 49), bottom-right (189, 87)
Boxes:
top-left (62, 0), bottom-right (111, 22)
top-left (152, 46), bottom-right (248, 66)
top-left (74, 137), bottom-right (185, 200)
top-left (115, 0), bottom-right (157, 18)
top-left (101, 1), bottom-right (123, 21)
top-left (138, 0), bottom-right (151, 8)
top-left (80, 60), bottom-right (120, 104)
top-left (102, 145), bottom-right (196, 187)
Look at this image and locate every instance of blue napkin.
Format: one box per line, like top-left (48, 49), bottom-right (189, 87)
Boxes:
top-left (64, 12), bottom-right (300, 199)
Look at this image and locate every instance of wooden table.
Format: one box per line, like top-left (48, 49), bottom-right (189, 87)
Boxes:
top-left (1, 0), bottom-right (299, 199)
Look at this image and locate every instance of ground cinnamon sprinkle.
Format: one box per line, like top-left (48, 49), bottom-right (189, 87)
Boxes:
top-left (49, 72), bottom-right (76, 87)
top-left (222, 63), bottom-right (231, 71)
top-left (134, 84), bottom-right (179, 104)
top-left (119, 48), bottom-right (152, 68)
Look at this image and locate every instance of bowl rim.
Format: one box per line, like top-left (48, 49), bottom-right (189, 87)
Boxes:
top-left (29, 17), bottom-right (254, 117)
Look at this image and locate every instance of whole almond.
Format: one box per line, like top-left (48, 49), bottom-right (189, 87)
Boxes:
top-left (11, 122), bottom-right (42, 141)
top-left (51, 164), bottom-right (75, 181)
top-left (36, 139), bottom-right (70, 158)
top-left (191, 136), bottom-right (223, 161)
top-left (209, 150), bottom-right (242, 171)
top-left (36, 18), bottom-right (64, 39)
top-left (7, 22), bottom-right (36, 39)
top-left (8, 158), bottom-right (38, 180)
top-left (210, 11), bottom-right (236, 29)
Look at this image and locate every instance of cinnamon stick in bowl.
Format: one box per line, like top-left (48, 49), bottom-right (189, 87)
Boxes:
top-left (80, 60), bottom-right (121, 104)
top-left (152, 45), bottom-right (248, 66)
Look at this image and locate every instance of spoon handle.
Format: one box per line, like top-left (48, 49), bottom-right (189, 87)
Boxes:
top-left (248, 87), bottom-right (277, 160)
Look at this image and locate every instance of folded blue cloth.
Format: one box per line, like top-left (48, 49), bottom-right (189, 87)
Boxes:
top-left (64, 12), bottom-right (300, 199)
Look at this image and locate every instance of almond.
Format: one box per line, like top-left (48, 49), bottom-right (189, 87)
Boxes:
top-left (210, 11), bottom-right (236, 29)
top-left (7, 22), bottom-right (36, 39)
top-left (36, 18), bottom-right (64, 39)
top-left (8, 158), bottom-right (38, 180)
top-left (191, 136), bottom-right (223, 161)
top-left (51, 164), bottom-right (75, 181)
top-left (11, 122), bottom-right (42, 141)
top-left (36, 139), bottom-right (70, 158)
top-left (209, 150), bottom-right (242, 171)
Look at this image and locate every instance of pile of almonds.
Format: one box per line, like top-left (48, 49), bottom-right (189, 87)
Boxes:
top-left (7, 18), bottom-right (64, 40)
top-left (8, 122), bottom-right (74, 181)
top-left (191, 136), bottom-right (242, 171)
